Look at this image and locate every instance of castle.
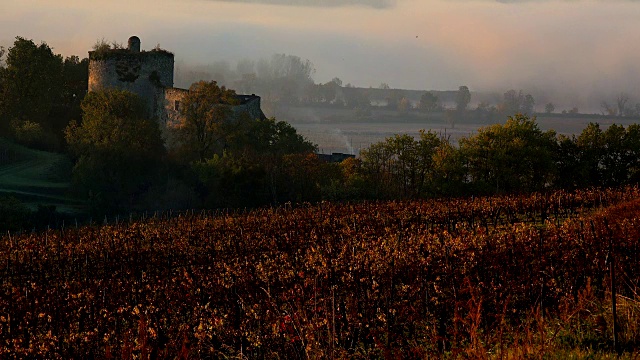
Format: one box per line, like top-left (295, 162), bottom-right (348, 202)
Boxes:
top-left (88, 36), bottom-right (265, 126)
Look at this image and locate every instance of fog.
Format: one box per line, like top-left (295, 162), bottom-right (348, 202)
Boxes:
top-left (208, 0), bottom-right (396, 7)
top-left (2, 0), bottom-right (640, 112)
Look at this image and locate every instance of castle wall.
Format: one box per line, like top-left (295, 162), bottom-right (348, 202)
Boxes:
top-left (86, 37), bottom-right (265, 139)
top-left (164, 91), bottom-right (266, 127)
top-left (88, 51), bottom-right (174, 119)
top-left (164, 87), bottom-right (189, 126)
top-left (234, 97), bottom-right (265, 121)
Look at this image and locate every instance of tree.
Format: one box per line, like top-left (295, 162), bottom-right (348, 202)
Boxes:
top-left (193, 116), bottom-right (317, 206)
top-left (243, 117), bottom-right (316, 156)
top-left (398, 97), bottom-right (411, 114)
top-left (575, 122), bottom-right (604, 186)
top-left (61, 56), bottom-right (88, 108)
top-left (573, 122), bottom-right (640, 187)
top-left (269, 54), bottom-right (315, 83)
top-left (0, 47), bottom-right (7, 133)
top-left (624, 124), bottom-right (640, 182)
top-left (459, 114), bottom-right (556, 193)
top-left (624, 103), bottom-right (640, 117)
top-left (617, 93), bottom-right (629, 117)
top-left (172, 81), bottom-right (242, 162)
top-left (475, 102), bottom-right (499, 124)
top-left (499, 90), bottom-right (535, 116)
top-left (601, 124), bottom-right (629, 185)
top-left (430, 134), bottom-right (465, 195)
top-left (0, 196), bottom-right (31, 232)
top-left (343, 88), bottom-right (370, 109)
top-left (601, 101), bottom-right (617, 116)
top-left (236, 58), bottom-right (255, 77)
top-left (48, 55), bottom-right (89, 142)
top-left (500, 90), bottom-right (520, 116)
top-left (319, 79), bottom-right (341, 104)
top-left (243, 117), bottom-right (316, 203)
top-left (358, 131), bottom-right (451, 198)
top-left (65, 89), bottom-right (166, 214)
top-left (553, 134), bottom-right (584, 189)
top-left (385, 89), bottom-right (405, 110)
top-left (545, 102), bottom-right (555, 114)
top-left (266, 54), bottom-right (315, 104)
top-left (455, 86), bottom-right (471, 112)
top-left (522, 94), bottom-right (535, 115)
top-left (279, 153), bottom-right (331, 203)
top-left (0, 37), bottom-right (63, 127)
top-left (419, 92), bottom-right (440, 112)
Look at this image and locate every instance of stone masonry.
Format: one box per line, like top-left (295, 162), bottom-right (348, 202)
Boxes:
top-left (88, 36), bottom-right (266, 127)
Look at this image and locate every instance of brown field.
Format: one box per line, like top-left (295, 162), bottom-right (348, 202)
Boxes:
top-left (2, 187), bottom-right (640, 357)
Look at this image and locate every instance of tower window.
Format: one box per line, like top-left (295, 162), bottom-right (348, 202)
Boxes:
top-left (174, 100), bottom-right (180, 111)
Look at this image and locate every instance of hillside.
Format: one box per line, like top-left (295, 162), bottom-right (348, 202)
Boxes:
top-left (0, 137), bottom-right (82, 213)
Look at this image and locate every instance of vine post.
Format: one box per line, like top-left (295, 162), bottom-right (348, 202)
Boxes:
top-left (605, 218), bottom-right (618, 354)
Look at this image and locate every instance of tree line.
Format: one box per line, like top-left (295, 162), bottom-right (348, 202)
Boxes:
top-left (343, 115), bottom-right (640, 199)
top-left (2, 36), bottom-right (640, 224)
top-left (179, 55), bottom-right (640, 123)
top-left (0, 37), bottom-right (88, 151)
top-left (3, 35), bottom-right (638, 148)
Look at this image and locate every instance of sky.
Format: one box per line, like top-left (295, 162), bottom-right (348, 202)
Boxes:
top-left (3, 0), bottom-right (640, 111)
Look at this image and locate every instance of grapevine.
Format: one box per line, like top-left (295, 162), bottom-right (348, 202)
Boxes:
top-left (1, 187), bottom-right (639, 357)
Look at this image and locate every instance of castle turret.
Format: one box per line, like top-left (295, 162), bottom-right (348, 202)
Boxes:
top-left (128, 36), bottom-right (141, 53)
top-left (88, 36), bottom-right (174, 119)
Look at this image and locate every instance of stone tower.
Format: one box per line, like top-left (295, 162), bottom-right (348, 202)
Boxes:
top-left (128, 36), bottom-right (141, 53)
top-left (88, 36), bottom-right (266, 129)
top-left (88, 36), bottom-right (174, 119)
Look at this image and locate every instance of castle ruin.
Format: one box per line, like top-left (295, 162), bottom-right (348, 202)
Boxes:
top-left (88, 36), bottom-right (265, 126)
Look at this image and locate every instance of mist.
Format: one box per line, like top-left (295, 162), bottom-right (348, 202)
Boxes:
top-left (206, 0), bottom-right (396, 8)
top-left (2, 0), bottom-right (640, 112)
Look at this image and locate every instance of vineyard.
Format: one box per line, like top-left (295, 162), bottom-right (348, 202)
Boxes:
top-left (2, 187), bottom-right (640, 358)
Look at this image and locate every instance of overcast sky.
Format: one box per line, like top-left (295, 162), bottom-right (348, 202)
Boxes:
top-left (3, 0), bottom-right (640, 111)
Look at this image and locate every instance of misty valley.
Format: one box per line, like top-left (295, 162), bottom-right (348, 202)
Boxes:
top-left (283, 106), bottom-right (640, 154)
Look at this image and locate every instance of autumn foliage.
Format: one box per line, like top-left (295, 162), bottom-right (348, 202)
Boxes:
top-left (1, 187), bottom-right (640, 357)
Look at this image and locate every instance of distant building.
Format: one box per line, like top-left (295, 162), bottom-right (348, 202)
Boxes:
top-left (88, 36), bottom-right (265, 128)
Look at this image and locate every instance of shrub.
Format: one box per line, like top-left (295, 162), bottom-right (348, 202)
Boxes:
top-left (0, 196), bottom-right (30, 231)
